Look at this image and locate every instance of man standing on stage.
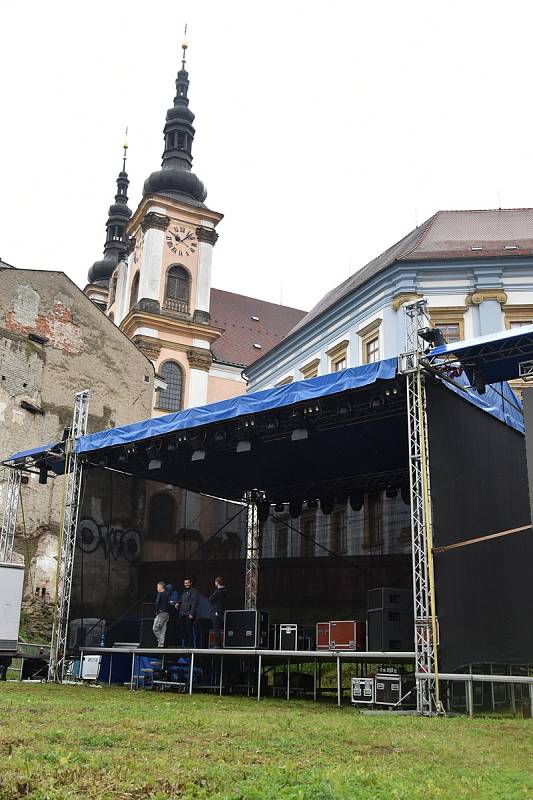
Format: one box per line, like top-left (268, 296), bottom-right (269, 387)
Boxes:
top-left (209, 576), bottom-right (227, 647)
top-left (177, 577), bottom-right (198, 647)
top-left (153, 581), bottom-right (170, 648)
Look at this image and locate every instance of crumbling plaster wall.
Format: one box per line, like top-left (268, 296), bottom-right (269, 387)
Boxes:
top-left (0, 268), bottom-right (155, 606)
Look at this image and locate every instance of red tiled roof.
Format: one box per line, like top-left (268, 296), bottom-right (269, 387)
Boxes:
top-left (210, 288), bottom-right (306, 367)
top-left (288, 208), bottom-right (533, 336)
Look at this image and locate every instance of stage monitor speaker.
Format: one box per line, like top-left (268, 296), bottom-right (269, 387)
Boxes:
top-left (367, 608), bottom-right (413, 652)
top-left (223, 609), bottom-right (269, 649)
top-left (140, 617), bottom-right (156, 648)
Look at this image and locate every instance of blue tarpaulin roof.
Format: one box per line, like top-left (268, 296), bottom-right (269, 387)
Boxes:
top-left (427, 324), bottom-right (533, 385)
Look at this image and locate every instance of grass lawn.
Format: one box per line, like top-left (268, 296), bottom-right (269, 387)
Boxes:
top-left (1, 684), bottom-right (533, 799)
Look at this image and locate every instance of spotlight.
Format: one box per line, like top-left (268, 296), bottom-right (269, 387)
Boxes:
top-left (177, 433), bottom-right (187, 443)
top-left (274, 502), bottom-right (285, 513)
top-left (243, 418), bottom-right (255, 428)
top-left (418, 327), bottom-right (446, 347)
top-left (117, 449), bottom-right (127, 463)
top-left (385, 484), bottom-right (397, 499)
top-left (289, 498), bottom-right (303, 519)
top-left (369, 395), bottom-right (384, 411)
top-left (97, 455), bottom-right (108, 467)
top-left (167, 438), bottom-right (178, 452)
top-left (191, 449), bottom-right (206, 462)
top-left (337, 402), bottom-right (351, 417)
top-left (384, 386), bottom-right (399, 398)
top-left (319, 496), bottom-right (334, 515)
top-left (148, 458), bottom-right (162, 471)
top-left (38, 464), bottom-right (48, 485)
top-left (291, 427), bottom-right (308, 442)
top-left (473, 368), bottom-right (486, 395)
top-left (349, 491), bottom-right (364, 511)
top-left (266, 418), bottom-right (279, 432)
top-left (256, 500), bottom-right (270, 524)
top-left (236, 440), bottom-right (251, 453)
top-left (307, 499), bottom-right (318, 509)
top-left (214, 429), bottom-right (227, 443)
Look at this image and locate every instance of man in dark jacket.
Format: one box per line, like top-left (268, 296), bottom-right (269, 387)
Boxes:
top-left (209, 577), bottom-right (228, 647)
top-left (177, 577), bottom-right (198, 647)
top-left (153, 581), bottom-right (170, 648)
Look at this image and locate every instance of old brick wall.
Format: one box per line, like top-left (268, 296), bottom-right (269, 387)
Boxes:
top-left (0, 268), bottom-right (155, 615)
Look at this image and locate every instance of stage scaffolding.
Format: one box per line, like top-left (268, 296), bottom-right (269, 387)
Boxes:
top-left (0, 467), bottom-right (21, 562)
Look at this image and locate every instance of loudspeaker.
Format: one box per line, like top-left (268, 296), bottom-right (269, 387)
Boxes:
top-left (223, 609), bottom-right (269, 649)
top-left (140, 617), bottom-right (156, 648)
top-left (367, 608), bottom-right (413, 651)
top-left (367, 587), bottom-right (411, 611)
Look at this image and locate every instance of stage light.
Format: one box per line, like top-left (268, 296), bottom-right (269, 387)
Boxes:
top-left (257, 500), bottom-right (270, 524)
top-left (384, 386), bottom-right (399, 398)
top-left (117, 449), bottom-right (127, 463)
top-left (369, 395), bottom-right (384, 411)
top-left (291, 427), bottom-right (308, 442)
top-left (266, 417), bottom-right (279, 431)
top-left (385, 484), bottom-right (397, 499)
top-left (349, 491), bottom-right (364, 511)
top-left (214, 429), bottom-right (227, 443)
top-left (38, 464), bottom-right (48, 485)
top-left (473, 368), bottom-right (487, 395)
top-left (236, 439), bottom-right (251, 453)
top-left (148, 458), bottom-right (162, 471)
top-left (191, 449), bottom-right (206, 462)
top-left (319, 496), bottom-right (334, 515)
top-left (419, 326), bottom-right (446, 348)
top-left (167, 438), bottom-right (178, 452)
top-left (177, 433), bottom-right (187, 443)
top-left (289, 498), bottom-right (303, 519)
top-left (274, 502), bottom-right (285, 513)
top-left (97, 455), bottom-right (108, 467)
top-left (307, 499), bottom-right (318, 509)
top-left (337, 402), bottom-right (351, 417)
top-left (243, 418), bottom-right (255, 428)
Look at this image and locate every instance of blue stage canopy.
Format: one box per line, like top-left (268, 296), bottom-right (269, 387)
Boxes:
top-left (427, 324), bottom-right (533, 385)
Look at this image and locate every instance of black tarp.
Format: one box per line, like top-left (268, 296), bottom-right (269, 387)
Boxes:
top-left (427, 377), bottom-right (533, 670)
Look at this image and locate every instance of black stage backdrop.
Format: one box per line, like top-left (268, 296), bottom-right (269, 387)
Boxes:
top-left (426, 378), bottom-right (533, 670)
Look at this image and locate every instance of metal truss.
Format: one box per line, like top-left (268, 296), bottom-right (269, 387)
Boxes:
top-left (0, 468), bottom-right (22, 562)
top-left (400, 300), bottom-right (441, 715)
top-left (244, 490), bottom-right (263, 609)
top-left (48, 389), bottom-right (91, 683)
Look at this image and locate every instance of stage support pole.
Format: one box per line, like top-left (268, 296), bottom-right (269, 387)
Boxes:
top-left (48, 389), bottom-right (91, 683)
top-left (0, 468), bottom-right (21, 562)
top-left (244, 491), bottom-right (263, 609)
top-left (466, 678), bottom-right (474, 717)
top-left (109, 654), bottom-right (113, 687)
top-left (219, 656), bottom-right (224, 696)
top-left (337, 657), bottom-right (341, 708)
top-left (400, 300), bottom-right (441, 716)
top-left (189, 652), bottom-right (195, 695)
top-left (313, 658), bottom-right (317, 702)
top-left (130, 653), bottom-right (135, 691)
top-left (257, 654), bottom-right (262, 701)
top-left (287, 658), bottom-right (290, 701)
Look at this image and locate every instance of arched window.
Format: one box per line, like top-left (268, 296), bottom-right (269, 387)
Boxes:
top-left (158, 361), bottom-right (184, 411)
top-left (164, 265), bottom-right (190, 313)
top-left (130, 272), bottom-right (139, 309)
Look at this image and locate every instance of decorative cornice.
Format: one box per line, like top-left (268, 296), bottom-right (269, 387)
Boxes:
top-left (187, 347), bottom-right (213, 372)
top-left (466, 289), bottom-right (508, 306)
top-left (131, 335), bottom-right (162, 360)
top-left (391, 292), bottom-right (423, 312)
top-left (300, 357), bottom-right (320, 377)
top-left (357, 318), bottom-right (382, 338)
top-left (141, 212), bottom-right (170, 233)
top-left (119, 307), bottom-right (223, 344)
top-left (196, 226), bottom-right (219, 246)
top-left (325, 339), bottom-right (349, 359)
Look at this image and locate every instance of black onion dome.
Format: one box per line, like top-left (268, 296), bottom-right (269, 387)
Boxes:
top-left (142, 50), bottom-right (207, 205)
top-left (88, 256), bottom-right (117, 285)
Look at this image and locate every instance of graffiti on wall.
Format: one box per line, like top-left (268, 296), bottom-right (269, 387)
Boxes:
top-left (77, 518), bottom-right (142, 562)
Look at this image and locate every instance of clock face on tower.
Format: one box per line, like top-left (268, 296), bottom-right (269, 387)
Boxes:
top-left (166, 224), bottom-right (198, 257)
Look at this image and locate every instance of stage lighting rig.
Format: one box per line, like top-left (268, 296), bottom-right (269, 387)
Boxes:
top-left (385, 484), bottom-right (398, 499)
top-left (289, 498), bottom-right (303, 519)
top-left (274, 502), bottom-right (285, 513)
top-left (349, 491), bottom-right (364, 511)
top-left (418, 326), bottom-right (446, 348)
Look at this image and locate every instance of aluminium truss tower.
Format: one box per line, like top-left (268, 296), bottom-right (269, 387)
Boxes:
top-left (399, 300), bottom-right (441, 715)
top-left (48, 389), bottom-right (91, 682)
top-left (0, 467), bottom-right (22, 562)
top-left (244, 491), bottom-right (261, 609)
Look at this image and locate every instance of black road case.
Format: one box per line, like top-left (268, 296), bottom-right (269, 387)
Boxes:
top-left (224, 609), bottom-right (269, 649)
top-left (351, 677), bottom-right (375, 705)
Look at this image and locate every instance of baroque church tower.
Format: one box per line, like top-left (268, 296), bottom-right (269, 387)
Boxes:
top-left (104, 39), bottom-right (225, 413)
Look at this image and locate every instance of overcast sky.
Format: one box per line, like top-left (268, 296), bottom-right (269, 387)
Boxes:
top-left (2, 0), bottom-right (533, 313)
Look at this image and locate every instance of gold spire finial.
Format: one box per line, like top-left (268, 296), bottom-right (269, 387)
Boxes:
top-left (122, 126), bottom-right (128, 170)
top-left (181, 23), bottom-right (188, 68)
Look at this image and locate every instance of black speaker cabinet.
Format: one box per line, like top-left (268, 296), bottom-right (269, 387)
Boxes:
top-left (367, 587), bottom-right (411, 611)
top-left (367, 608), bottom-right (413, 652)
top-left (224, 609), bottom-right (269, 649)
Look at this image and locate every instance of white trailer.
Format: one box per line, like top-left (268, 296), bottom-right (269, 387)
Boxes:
top-left (0, 562), bottom-right (25, 654)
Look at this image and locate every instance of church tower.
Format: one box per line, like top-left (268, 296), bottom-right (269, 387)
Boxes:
top-left (85, 143), bottom-right (132, 310)
top-left (108, 37), bottom-right (224, 413)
